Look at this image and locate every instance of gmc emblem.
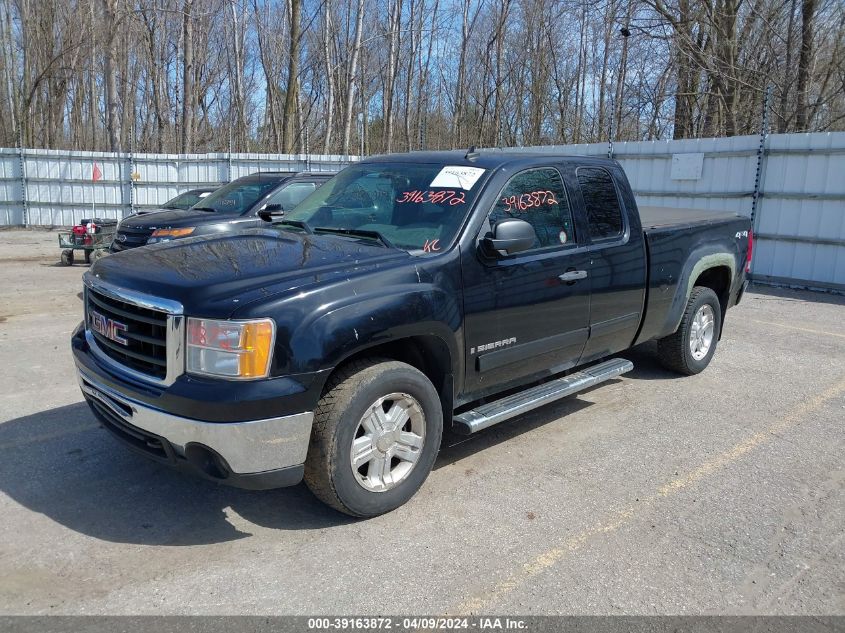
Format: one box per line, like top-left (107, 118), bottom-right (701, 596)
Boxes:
top-left (90, 310), bottom-right (128, 345)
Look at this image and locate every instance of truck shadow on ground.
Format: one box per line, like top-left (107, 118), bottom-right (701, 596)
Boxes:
top-left (617, 342), bottom-right (685, 381)
top-left (0, 359), bottom-right (661, 546)
top-left (0, 402), bottom-right (356, 546)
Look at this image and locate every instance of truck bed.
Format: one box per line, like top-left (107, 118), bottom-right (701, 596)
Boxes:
top-left (639, 205), bottom-right (743, 231)
top-left (634, 205), bottom-right (750, 347)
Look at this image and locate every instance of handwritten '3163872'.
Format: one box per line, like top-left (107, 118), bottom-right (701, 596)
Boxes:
top-left (396, 190), bottom-right (466, 205)
top-left (501, 190), bottom-right (559, 212)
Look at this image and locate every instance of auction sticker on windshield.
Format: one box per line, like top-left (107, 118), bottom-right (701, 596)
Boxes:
top-left (430, 165), bottom-right (486, 190)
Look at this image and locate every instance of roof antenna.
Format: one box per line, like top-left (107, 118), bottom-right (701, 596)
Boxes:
top-left (465, 146), bottom-right (479, 161)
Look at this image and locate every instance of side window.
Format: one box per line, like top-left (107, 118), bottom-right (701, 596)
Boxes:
top-left (267, 182), bottom-right (317, 210)
top-left (576, 167), bottom-right (624, 241)
top-left (489, 168), bottom-right (575, 249)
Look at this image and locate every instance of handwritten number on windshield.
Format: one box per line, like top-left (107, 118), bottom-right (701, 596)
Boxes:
top-left (397, 190), bottom-right (466, 206)
top-left (501, 190), bottom-right (558, 212)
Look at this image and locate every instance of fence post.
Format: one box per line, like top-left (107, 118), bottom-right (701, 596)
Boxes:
top-left (750, 85), bottom-right (772, 230)
top-left (128, 129), bottom-right (135, 218)
top-left (17, 126), bottom-right (28, 227)
top-left (304, 124), bottom-right (311, 171)
top-left (227, 130), bottom-right (233, 183)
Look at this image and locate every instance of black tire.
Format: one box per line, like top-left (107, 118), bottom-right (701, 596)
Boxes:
top-left (91, 249), bottom-right (107, 265)
top-left (657, 286), bottom-right (722, 375)
top-left (304, 358), bottom-right (443, 518)
top-left (60, 250), bottom-right (74, 266)
top-left (84, 249), bottom-right (92, 264)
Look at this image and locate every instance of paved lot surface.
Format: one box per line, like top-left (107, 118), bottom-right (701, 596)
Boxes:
top-left (0, 229), bottom-right (843, 615)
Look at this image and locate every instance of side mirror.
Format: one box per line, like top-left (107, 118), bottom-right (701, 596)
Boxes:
top-left (258, 203), bottom-right (285, 222)
top-left (482, 218), bottom-right (536, 256)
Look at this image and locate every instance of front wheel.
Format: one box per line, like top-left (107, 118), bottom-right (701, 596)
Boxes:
top-left (304, 358), bottom-right (443, 517)
top-left (657, 286), bottom-right (722, 375)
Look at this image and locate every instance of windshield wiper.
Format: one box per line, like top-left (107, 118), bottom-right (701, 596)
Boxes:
top-left (313, 227), bottom-right (396, 248)
top-left (276, 219), bottom-right (313, 234)
top-left (191, 206), bottom-right (218, 212)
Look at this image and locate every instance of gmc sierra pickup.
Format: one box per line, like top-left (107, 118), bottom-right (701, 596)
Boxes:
top-left (72, 151), bottom-right (752, 517)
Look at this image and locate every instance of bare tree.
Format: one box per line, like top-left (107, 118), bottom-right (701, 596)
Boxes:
top-left (102, 0), bottom-right (121, 151)
top-left (282, 0), bottom-right (301, 152)
top-left (1, 0), bottom-right (843, 152)
top-left (341, 0), bottom-right (365, 155)
top-left (796, 0), bottom-right (818, 130)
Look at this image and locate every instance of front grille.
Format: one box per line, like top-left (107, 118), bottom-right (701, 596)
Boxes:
top-left (86, 287), bottom-right (169, 380)
top-left (112, 226), bottom-right (154, 251)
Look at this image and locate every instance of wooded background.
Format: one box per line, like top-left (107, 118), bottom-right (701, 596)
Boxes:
top-left (1, 0), bottom-right (843, 155)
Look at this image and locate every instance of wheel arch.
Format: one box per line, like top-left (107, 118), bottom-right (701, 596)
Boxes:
top-left (662, 252), bottom-right (735, 338)
top-left (692, 264), bottom-right (732, 337)
top-left (316, 335), bottom-right (455, 428)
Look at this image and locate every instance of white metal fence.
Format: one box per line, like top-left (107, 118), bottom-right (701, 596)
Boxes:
top-left (0, 148), bottom-right (358, 227)
top-left (1, 133), bottom-right (843, 291)
top-left (513, 131), bottom-right (845, 292)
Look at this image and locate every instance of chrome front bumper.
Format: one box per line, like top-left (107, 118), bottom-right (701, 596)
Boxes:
top-left (77, 367), bottom-right (313, 484)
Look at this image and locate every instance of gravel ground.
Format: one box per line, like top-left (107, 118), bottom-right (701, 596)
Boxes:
top-left (0, 229), bottom-right (843, 616)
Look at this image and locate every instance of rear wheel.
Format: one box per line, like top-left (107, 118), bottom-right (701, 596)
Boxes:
top-left (304, 358), bottom-right (443, 517)
top-left (657, 286), bottom-right (721, 375)
top-left (60, 249), bottom-right (74, 266)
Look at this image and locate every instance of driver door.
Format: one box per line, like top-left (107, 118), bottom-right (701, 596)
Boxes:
top-left (461, 166), bottom-right (592, 396)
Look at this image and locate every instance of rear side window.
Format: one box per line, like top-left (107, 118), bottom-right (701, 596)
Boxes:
top-left (488, 168), bottom-right (576, 249)
top-left (576, 167), bottom-right (624, 241)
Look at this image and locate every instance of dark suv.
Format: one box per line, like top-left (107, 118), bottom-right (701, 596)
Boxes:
top-left (111, 172), bottom-right (332, 252)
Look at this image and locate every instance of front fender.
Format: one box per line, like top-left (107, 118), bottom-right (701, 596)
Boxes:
top-left (286, 283), bottom-right (462, 377)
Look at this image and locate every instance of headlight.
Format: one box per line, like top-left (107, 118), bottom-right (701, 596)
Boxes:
top-left (186, 317), bottom-right (275, 379)
top-left (148, 227), bottom-right (195, 243)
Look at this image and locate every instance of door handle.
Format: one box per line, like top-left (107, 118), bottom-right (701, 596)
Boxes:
top-left (559, 270), bottom-right (588, 282)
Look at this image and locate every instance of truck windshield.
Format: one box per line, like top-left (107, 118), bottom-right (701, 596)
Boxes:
top-left (192, 179), bottom-right (281, 214)
top-left (282, 162), bottom-right (487, 252)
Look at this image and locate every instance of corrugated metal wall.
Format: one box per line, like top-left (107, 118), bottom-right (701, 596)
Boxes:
top-left (1, 134), bottom-right (843, 290)
top-left (0, 148), bottom-right (358, 227)
top-left (752, 134), bottom-right (845, 291)
top-left (514, 132), bottom-right (845, 291)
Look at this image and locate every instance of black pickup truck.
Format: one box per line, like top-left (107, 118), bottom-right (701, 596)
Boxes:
top-left (72, 151), bottom-right (752, 517)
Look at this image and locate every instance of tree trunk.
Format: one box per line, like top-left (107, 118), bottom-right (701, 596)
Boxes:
top-left (282, 0), bottom-right (301, 152)
top-left (322, 3), bottom-right (335, 154)
top-left (341, 0), bottom-right (365, 155)
top-left (597, 0), bottom-right (616, 140)
top-left (229, 0), bottom-right (246, 151)
top-left (795, 0), bottom-right (817, 131)
top-left (181, 0), bottom-right (194, 153)
top-left (453, 0), bottom-right (472, 148)
top-left (0, 0), bottom-right (18, 139)
top-left (102, 0), bottom-right (121, 151)
top-left (383, 0), bottom-right (402, 153)
top-left (778, 0), bottom-right (798, 132)
top-left (614, 0), bottom-right (632, 139)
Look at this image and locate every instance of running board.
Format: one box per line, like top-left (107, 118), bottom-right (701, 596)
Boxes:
top-left (453, 358), bottom-right (633, 435)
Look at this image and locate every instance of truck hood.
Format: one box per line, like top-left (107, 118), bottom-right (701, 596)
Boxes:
top-left (119, 208), bottom-right (234, 229)
top-left (90, 228), bottom-right (410, 317)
